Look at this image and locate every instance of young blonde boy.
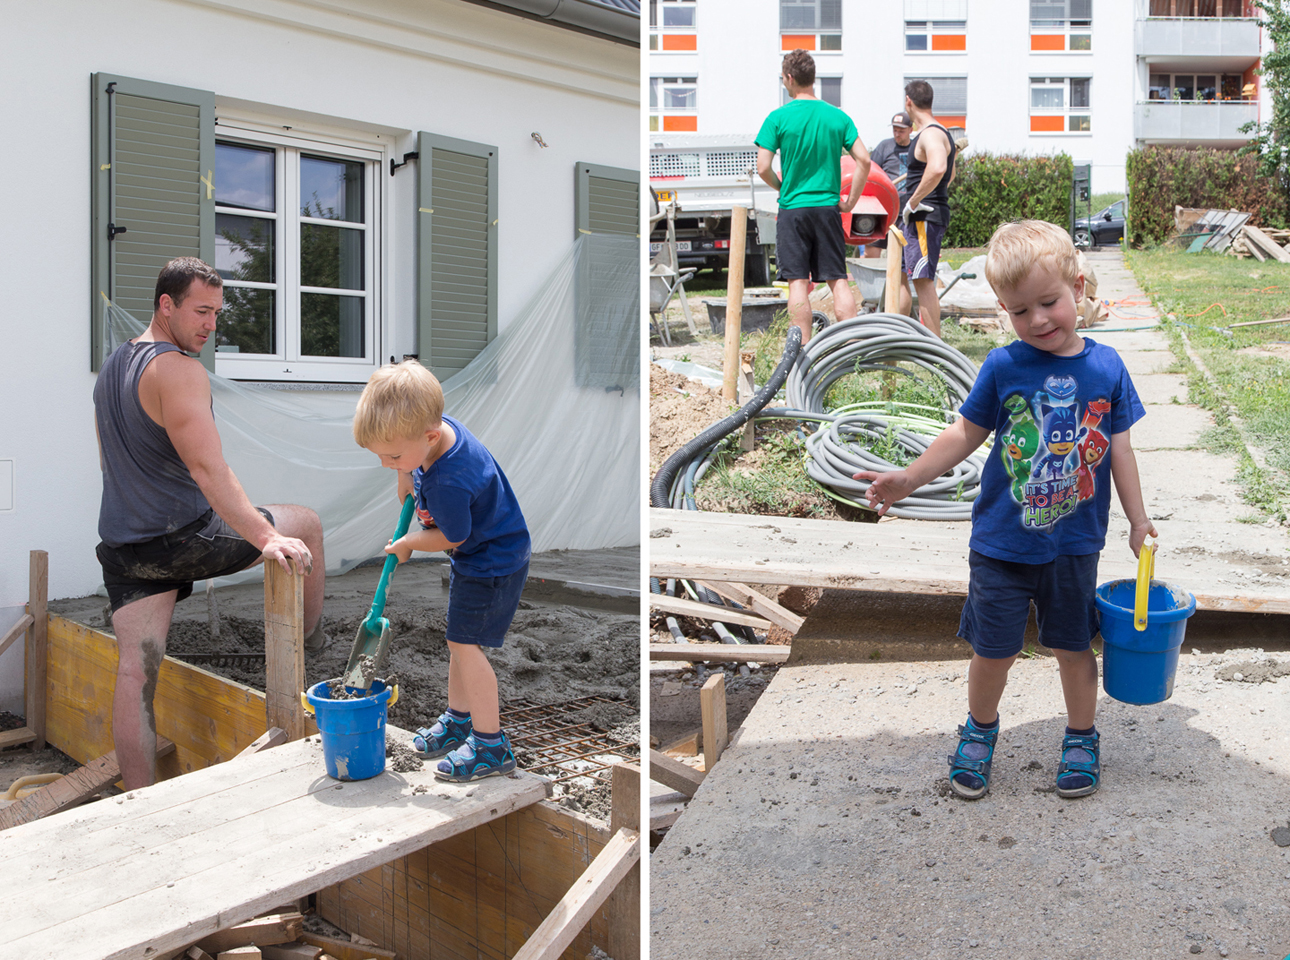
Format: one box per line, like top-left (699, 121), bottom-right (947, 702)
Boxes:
top-left (354, 361), bottom-right (531, 782)
top-left (857, 220), bottom-right (1157, 799)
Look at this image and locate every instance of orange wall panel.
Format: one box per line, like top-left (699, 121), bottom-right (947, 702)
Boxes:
top-left (1030, 115), bottom-right (1065, 132)
top-left (932, 34), bottom-right (966, 51)
top-left (663, 115), bottom-right (698, 132)
top-left (936, 115), bottom-right (967, 129)
top-left (662, 34), bottom-right (697, 51)
top-left (1030, 34), bottom-right (1065, 51)
top-left (782, 34), bottom-right (816, 50)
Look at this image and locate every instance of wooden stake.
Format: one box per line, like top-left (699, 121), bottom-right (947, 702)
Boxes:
top-left (27, 550), bottom-right (47, 751)
top-left (649, 748), bottom-right (704, 798)
top-left (883, 226), bottom-right (905, 314)
top-left (739, 352), bottom-right (756, 452)
top-left (700, 674), bottom-right (728, 772)
top-left (722, 205), bottom-right (749, 402)
top-left (608, 763), bottom-right (641, 960)
top-left (263, 563), bottom-right (306, 741)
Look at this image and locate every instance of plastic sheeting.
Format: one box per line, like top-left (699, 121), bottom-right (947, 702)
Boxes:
top-left (103, 235), bottom-right (640, 580)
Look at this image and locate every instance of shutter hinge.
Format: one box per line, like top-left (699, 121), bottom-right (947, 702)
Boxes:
top-left (108, 223), bottom-right (127, 240)
top-left (391, 151), bottom-right (420, 177)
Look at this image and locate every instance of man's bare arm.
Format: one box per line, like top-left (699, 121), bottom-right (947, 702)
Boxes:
top-left (150, 353), bottom-right (312, 572)
top-left (841, 138), bottom-right (871, 213)
top-left (756, 147), bottom-right (781, 191)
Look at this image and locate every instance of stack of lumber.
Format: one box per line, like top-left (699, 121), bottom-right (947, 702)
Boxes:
top-left (1227, 224), bottom-right (1290, 262)
top-left (172, 913), bottom-right (397, 960)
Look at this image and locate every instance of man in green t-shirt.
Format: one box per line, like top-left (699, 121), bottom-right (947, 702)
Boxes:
top-left (756, 49), bottom-right (870, 343)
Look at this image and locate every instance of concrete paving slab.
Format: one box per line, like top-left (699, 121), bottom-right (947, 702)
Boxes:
top-left (1119, 350), bottom-right (1180, 377)
top-left (1132, 373), bottom-right (1190, 406)
top-left (1133, 403), bottom-right (1214, 449)
top-left (650, 655), bottom-right (1290, 960)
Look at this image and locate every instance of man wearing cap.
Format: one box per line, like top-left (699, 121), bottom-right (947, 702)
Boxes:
top-left (863, 113), bottom-right (916, 326)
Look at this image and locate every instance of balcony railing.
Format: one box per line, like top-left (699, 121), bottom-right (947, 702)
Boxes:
top-left (1135, 99), bottom-right (1258, 140)
top-left (1135, 17), bottom-right (1261, 58)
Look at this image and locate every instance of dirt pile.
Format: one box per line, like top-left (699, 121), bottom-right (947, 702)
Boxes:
top-left (650, 364), bottom-right (734, 473)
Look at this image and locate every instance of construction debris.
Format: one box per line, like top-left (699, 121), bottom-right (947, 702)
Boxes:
top-left (1174, 206), bottom-right (1251, 253)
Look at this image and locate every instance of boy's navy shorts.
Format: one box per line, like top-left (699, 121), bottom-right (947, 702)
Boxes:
top-left (958, 550), bottom-right (1100, 659)
top-left (445, 559), bottom-right (529, 648)
top-left (775, 205), bottom-right (848, 282)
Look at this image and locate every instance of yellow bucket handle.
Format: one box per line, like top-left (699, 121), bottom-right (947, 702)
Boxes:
top-left (1134, 537), bottom-right (1157, 632)
top-left (300, 683), bottom-right (398, 716)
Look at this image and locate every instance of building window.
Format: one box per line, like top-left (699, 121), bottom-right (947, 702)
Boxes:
top-left (214, 133), bottom-right (379, 379)
top-left (1148, 72), bottom-right (1247, 100)
top-left (905, 20), bottom-right (968, 52)
top-left (653, 0), bottom-right (697, 51)
top-left (651, 77), bottom-right (698, 132)
top-left (1148, 0), bottom-right (1246, 16)
top-left (903, 75), bottom-right (968, 126)
top-left (780, 0), bottom-right (841, 50)
top-left (1030, 0), bottom-right (1091, 51)
top-left (780, 76), bottom-right (842, 107)
top-left (1030, 76), bottom-right (1090, 132)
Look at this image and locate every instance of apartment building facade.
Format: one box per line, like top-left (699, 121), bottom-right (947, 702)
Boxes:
top-left (649, 0), bottom-right (1268, 193)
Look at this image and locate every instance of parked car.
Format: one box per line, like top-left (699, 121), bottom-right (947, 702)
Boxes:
top-left (1075, 199), bottom-right (1126, 249)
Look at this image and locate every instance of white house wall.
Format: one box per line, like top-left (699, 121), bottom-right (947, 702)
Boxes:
top-left (0, 0), bottom-right (638, 610)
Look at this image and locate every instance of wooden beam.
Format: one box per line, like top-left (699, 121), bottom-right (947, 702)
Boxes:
top-left (510, 827), bottom-right (641, 960)
top-left (1243, 224), bottom-right (1290, 263)
top-left (27, 550), bottom-right (48, 750)
top-left (0, 613), bottom-right (33, 660)
top-left (696, 581), bottom-right (805, 634)
top-left (700, 674), bottom-right (728, 772)
top-left (264, 563), bottom-right (306, 741)
top-left (608, 763), bottom-right (641, 960)
top-left (234, 728), bottom-right (289, 759)
top-left (648, 593), bottom-right (772, 630)
top-left (0, 728), bottom-right (36, 750)
top-left (297, 934), bottom-right (396, 960)
top-left (649, 643), bottom-right (790, 664)
top-left (1229, 315), bottom-right (1290, 328)
top-left (649, 749), bottom-right (704, 798)
top-left (650, 809), bottom-right (682, 833)
top-left (195, 914), bottom-right (303, 956)
top-left (0, 737), bottom-right (175, 831)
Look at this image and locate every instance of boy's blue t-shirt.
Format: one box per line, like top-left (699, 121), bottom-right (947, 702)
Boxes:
top-left (958, 338), bottom-right (1145, 564)
top-left (412, 416), bottom-right (531, 578)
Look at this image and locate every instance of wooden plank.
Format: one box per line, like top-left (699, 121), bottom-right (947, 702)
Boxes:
top-left (648, 749), bottom-right (704, 799)
top-left (510, 828), bottom-right (641, 960)
top-left (0, 613), bottom-right (33, 659)
top-left (0, 726), bottom-right (546, 960)
top-left (700, 674), bottom-right (728, 772)
top-left (608, 764), bottom-right (641, 960)
top-left (0, 737), bottom-right (175, 831)
top-left (647, 594), bottom-right (772, 630)
top-left (1243, 224), bottom-right (1290, 263)
top-left (235, 728), bottom-right (289, 759)
top-left (264, 563), bottom-right (306, 741)
top-left (260, 945), bottom-right (321, 960)
top-left (27, 550), bottom-right (48, 750)
top-left (1228, 315), bottom-right (1290, 328)
top-left (300, 933), bottom-right (398, 960)
top-left (649, 810), bottom-right (682, 833)
top-left (649, 643), bottom-right (790, 664)
top-left (0, 728), bottom-right (36, 749)
top-left (697, 581), bottom-right (805, 634)
top-left (195, 913), bottom-right (303, 954)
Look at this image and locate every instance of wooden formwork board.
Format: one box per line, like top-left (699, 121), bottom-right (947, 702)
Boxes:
top-left (318, 800), bottom-right (614, 960)
top-left (43, 615), bottom-right (308, 775)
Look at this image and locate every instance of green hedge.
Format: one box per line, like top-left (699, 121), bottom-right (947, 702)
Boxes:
top-left (1125, 147), bottom-right (1288, 247)
top-left (943, 152), bottom-right (1074, 247)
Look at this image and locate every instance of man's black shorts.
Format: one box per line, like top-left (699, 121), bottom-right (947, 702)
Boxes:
top-left (97, 507), bottom-right (272, 612)
top-left (775, 205), bottom-right (848, 283)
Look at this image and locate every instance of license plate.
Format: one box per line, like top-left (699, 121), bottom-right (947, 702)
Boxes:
top-left (677, 240), bottom-right (691, 251)
top-left (650, 242), bottom-right (662, 253)
top-left (656, 189), bottom-right (675, 202)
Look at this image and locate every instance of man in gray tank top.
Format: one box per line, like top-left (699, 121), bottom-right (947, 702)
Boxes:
top-left (94, 257), bottom-right (327, 788)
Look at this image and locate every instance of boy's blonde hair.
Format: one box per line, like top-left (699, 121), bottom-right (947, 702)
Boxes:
top-left (353, 360), bottom-right (444, 446)
top-left (985, 219), bottom-right (1080, 294)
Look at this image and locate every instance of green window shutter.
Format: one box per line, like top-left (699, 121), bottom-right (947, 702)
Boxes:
top-left (417, 132), bottom-right (498, 382)
top-left (91, 73), bottom-right (215, 371)
top-left (573, 162), bottom-right (640, 390)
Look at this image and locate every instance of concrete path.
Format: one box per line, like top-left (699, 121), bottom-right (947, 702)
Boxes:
top-left (649, 251), bottom-right (1290, 960)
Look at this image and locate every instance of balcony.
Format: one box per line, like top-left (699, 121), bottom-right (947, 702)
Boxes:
top-left (1135, 99), bottom-right (1258, 144)
top-left (1136, 17), bottom-right (1261, 65)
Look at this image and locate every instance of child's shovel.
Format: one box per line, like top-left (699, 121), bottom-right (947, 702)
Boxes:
top-left (341, 494), bottom-right (416, 693)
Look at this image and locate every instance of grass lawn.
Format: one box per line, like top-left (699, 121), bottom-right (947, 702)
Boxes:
top-left (1126, 246), bottom-right (1290, 520)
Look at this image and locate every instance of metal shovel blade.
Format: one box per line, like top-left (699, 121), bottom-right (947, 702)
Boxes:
top-left (342, 616), bottom-right (391, 692)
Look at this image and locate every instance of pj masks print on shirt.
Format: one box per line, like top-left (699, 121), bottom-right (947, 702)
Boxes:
top-left (999, 374), bottom-right (1110, 532)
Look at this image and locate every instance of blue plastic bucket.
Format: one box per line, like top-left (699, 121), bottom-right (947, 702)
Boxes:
top-left (1096, 579), bottom-right (1196, 705)
top-left (303, 679), bottom-right (396, 781)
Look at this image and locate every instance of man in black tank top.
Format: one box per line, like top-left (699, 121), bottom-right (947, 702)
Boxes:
top-left (94, 258), bottom-right (327, 788)
top-left (899, 79), bottom-right (958, 338)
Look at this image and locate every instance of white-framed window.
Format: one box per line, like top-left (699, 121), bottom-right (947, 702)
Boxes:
top-left (779, 76), bottom-right (842, 107)
top-left (651, 0), bottom-right (697, 51)
top-left (780, 0), bottom-right (841, 32)
top-left (212, 125), bottom-right (382, 382)
top-left (905, 20), bottom-right (968, 51)
top-left (1148, 72), bottom-right (1247, 101)
top-left (903, 75), bottom-right (968, 120)
top-left (651, 76), bottom-right (699, 132)
top-left (1030, 0), bottom-right (1091, 51)
top-left (1030, 76), bottom-right (1091, 132)
top-left (1147, 0), bottom-right (1245, 17)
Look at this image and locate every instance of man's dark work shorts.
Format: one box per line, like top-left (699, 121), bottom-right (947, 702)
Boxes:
top-left (776, 205), bottom-right (848, 282)
top-left (957, 550), bottom-right (1100, 659)
top-left (901, 217), bottom-right (947, 281)
top-left (97, 507), bottom-right (272, 612)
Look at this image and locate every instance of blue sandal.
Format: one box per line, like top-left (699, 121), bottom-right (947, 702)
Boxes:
top-left (947, 715), bottom-right (999, 800)
top-left (1055, 730), bottom-right (1100, 798)
top-left (435, 733), bottom-right (517, 783)
top-left (412, 712), bottom-right (471, 759)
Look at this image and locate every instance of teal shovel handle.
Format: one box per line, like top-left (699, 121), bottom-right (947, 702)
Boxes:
top-left (365, 494), bottom-right (416, 627)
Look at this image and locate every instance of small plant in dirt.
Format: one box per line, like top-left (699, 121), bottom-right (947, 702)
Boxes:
top-left (696, 428), bottom-right (832, 518)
